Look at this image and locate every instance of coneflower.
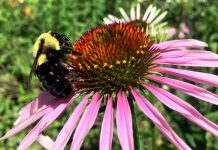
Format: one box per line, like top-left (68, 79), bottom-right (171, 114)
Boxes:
top-left (1, 23), bottom-right (218, 150)
top-left (103, 3), bottom-right (168, 42)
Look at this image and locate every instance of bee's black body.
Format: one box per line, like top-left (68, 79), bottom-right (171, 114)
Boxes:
top-left (30, 31), bottom-right (81, 98)
top-left (35, 50), bottom-right (73, 98)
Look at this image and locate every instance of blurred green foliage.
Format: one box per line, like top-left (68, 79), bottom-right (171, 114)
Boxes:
top-left (0, 0), bottom-right (218, 149)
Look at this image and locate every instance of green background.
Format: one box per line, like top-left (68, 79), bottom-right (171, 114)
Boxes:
top-left (0, 0), bottom-right (218, 149)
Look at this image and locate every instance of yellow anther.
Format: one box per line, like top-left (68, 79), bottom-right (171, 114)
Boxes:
top-left (122, 60), bottom-right (127, 64)
top-left (116, 61), bottom-right (120, 64)
top-left (109, 65), bottom-right (113, 68)
top-left (136, 51), bottom-right (140, 54)
top-left (87, 66), bottom-right (91, 70)
top-left (140, 45), bottom-right (146, 48)
top-left (72, 56), bottom-right (77, 60)
top-left (103, 63), bottom-right (108, 67)
top-left (78, 63), bottom-right (83, 69)
top-left (141, 51), bottom-right (145, 54)
top-left (131, 57), bottom-right (135, 60)
top-left (94, 65), bottom-right (98, 68)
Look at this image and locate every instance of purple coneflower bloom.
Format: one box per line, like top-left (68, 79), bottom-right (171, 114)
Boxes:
top-left (103, 3), bottom-right (168, 42)
top-left (1, 23), bottom-right (218, 150)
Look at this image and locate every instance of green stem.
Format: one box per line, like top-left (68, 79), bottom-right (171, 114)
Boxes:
top-left (151, 123), bottom-right (156, 150)
top-left (128, 96), bottom-right (140, 150)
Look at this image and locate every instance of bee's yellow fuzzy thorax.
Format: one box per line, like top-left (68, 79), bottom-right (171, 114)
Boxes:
top-left (33, 32), bottom-right (61, 57)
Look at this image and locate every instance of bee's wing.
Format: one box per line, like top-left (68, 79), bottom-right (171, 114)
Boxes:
top-left (28, 53), bottom-right (39, 84)
top-left (28, 39), bottom-right (45, 88)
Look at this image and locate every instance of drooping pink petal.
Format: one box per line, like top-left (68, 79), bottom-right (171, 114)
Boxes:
top-left (53, 93), bottom-right (92, 150)
top-left (152, 39), bottom-right (208, 51)
top-left (0, 106), bottom-right (51, 140)
top-left (116, 91), bottom-right (134, 150)
top-left (100, 95), bottom-right (114, 150)
top-left (147, 74), bottom-right (218, 105)
top-left (155, 56), bottom-right (218, 67)
top-left (130, 87), bottom-right (191, 150)
top-left (70, 92), bottom-right (102, 150)
top-left (143, 83), bottom-right (218, 136)
top-left (15, 92), bottom-right (56, 125)
top-left (153, 66), bottom-right (218, 87)
top-left (18, 94), bottom-right (78, 150)
top-left (37, 134), bottom-right (54, 150)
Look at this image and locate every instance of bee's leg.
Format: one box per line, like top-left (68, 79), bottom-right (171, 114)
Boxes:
top-left (62, 48), bottom-right (82, 56)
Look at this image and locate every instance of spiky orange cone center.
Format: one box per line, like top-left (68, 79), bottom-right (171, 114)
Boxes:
top-left (70, 23), bottom-right (158, 93)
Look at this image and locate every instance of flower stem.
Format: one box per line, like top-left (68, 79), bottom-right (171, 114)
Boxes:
top-left (151, 123), bottom-right (156, 150)
top-left (128, 96), bottom-right (140, 150)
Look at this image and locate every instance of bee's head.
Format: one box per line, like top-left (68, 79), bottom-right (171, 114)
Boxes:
top-left (50, 31), bottom-right (72, 49)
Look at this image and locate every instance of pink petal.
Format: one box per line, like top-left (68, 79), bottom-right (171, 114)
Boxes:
top-left (119, 8), bottom-right (130, 22)
top-left (158, 50), bottom-right (218, 59)
top-left (178, 32), bottom-right (185, 38)
top-left (143, 83), bottom-right (218, 136)
top-left (153, 66), bottom-right (218, 87)
top-left (104, 17), bottom-right (113, 24)
top-left (70, 92), bottom-right (102, 150)
top-left (53, 93), bottom-right (92, 150)
top-left (116, 91), bottom-right (134, 150)
top-left (152, 11), bottom-right (167, 25)
top-left (153, 39), bottom-right (208, 51)
top-left (100, 95), bottom-right (114, 150)
top-left (15, 92), bottom-right (56, 125)
top-left (130, 7), bottom-right (136, 20)
top-left (136, 4), bottom-right (140, 20)
top-left (155, 57), bottom-right (218, 67)
top-left (147, 74), bottom-right (218, 105)
top-left (167, 27), bottom-right (176, 37)
top-left (108, 15), bottom-right (121, 22)
top-left (0, 106), bottom-right (51, 140)
top-left (142, 4), bottom-right (153, 21)
top-left (147, 7), bottom-right (159, 24)
top-left (130, 87), bottom-right (191, 150)
top-left (182, 24), bottom-right (190, 34)
top-left (18, 95), bottom-right (78, 150)
top-left (37, 134), bottom-right (54, 149)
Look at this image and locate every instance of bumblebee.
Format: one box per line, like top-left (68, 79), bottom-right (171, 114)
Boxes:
top-left (29, 31), bottom-right (81, 98)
